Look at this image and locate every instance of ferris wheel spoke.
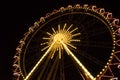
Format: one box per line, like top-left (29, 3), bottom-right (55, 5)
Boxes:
top-left (83, 18), bottom-right (98, 30)
top-left (88, 30), bottom-right (107, 38)
top-left (59, 40), bottom-right (94, 80)
top-left (24, 41), bottom-right (56, 80)
top-left (78, 18), bottom-right (98, 33)
top-left (81, 27), bottom-right (108, 39)
top-left (52, 58), bottom-right (59, 80)
top-left (89, 42), bottom-right (112, 48)
top-left (60, 53), bottom-right (65, 80)
top-left (76, 49), bottom-right (105, 66)
top-left (89, 32), bottom-right (106, 38)
top-left (78, 41), bottom-right (112, 48)
top-left (46, 54), bottom-right (59, 80)
top-left (37, 51), bottom-right (53, 80)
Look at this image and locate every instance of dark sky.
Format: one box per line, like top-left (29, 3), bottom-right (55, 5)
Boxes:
top-left (1, 0), bottom-right (120, 80)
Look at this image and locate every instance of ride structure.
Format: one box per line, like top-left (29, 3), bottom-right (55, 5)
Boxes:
top-left (13, 4), bottom-right (120, 80)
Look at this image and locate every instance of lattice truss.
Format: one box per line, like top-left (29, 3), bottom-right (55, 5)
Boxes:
top-left (13, 4), bottom-right (120, 80)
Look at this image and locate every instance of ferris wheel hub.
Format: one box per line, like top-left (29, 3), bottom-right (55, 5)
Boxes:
top-left (52, 30), bottom-right (72, 50)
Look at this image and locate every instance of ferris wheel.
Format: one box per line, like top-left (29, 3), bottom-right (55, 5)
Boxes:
top-left (13, 4), bottom-right (120, 80)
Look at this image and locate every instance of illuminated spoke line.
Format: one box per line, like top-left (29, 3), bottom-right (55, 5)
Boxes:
top-left (81, 29), bottom-right (108, 39)
top-left (52, 57), bottom-right (59, 80)
top-left (76, 49), bottom-right (105, 66)
top-left (47, 32), bottom-right (52, 36)
top-left (67, 24), bottom-right (73, 31)
top-left (60, 55), bottom-right (65, 80)
top-left (78, 44), bottom-right (112, 48)
top-left (59, 47), bottom-right (62, 59)
top-left (41, 42), bottom-right (49, 46)
top-left (63, 23), bottom-right (67, 30)
top-left (88, 30), bottom-right (106, 38)
top-left (52, 27), bottom-right (56, 33)
top-left (76, 25), bottom-right (84, 34)
top-left (41, 45), bottom-right (49, 51)
top-left (70, 27), bottom-right (78, 33)
top-left (72, 33), bottom-right (81, 37)
top-left (66, 42), bottom-right (77, 49)
top-left (46, 55), bottom-right (59, 80)
top-left (75, 18), bottom-right (98, 35)
top-left (59, 40), bottom-right (94, 80)
top-left (37, 52), bottom-right (52, 80)
top-left (70, 39), bottom-right (80, 42)
top-left (51, 49), bottom-right (56, 59)
top-left (86, 27), bottom-right (106, 33)
top-left (37, 50), bottom-right (56, 80)
top-left (78, 41), bottom-right (112, 48)
top-left (42, 52), bottom-right (57, 80)
top-left (80, 44), bottom-right (112, 49)
top-left (80, 18), bottom-right (98, 31)
top-left (24, 40), bottom-right (56, 80)
top-left (58, 24), bottom-right (60, 32)
top-left (79, 71), bottom-right (86, 80)
top-left (42, 37), bottom-right (50, 40)
top-left (81, 41), bottom-right (112, 45)
top-left (87, 44), bottom-right (112, 48)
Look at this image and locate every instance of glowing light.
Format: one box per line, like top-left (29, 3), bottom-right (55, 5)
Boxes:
top-left (24, 40), bottom-right (56, 80)
top-left (25, 23), bottom-right (94, 80)
top-left (41, 23), bottom-right (81, 59)
top-left (60, 40), bottom-right (94, 80)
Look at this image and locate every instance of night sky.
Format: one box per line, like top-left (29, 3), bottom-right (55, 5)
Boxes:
top-left (1, 0), bottom-right (120, 80)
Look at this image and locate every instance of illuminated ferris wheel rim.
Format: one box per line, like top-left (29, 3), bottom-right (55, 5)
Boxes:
top-left (13, 4), bottom-right (120, 80)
